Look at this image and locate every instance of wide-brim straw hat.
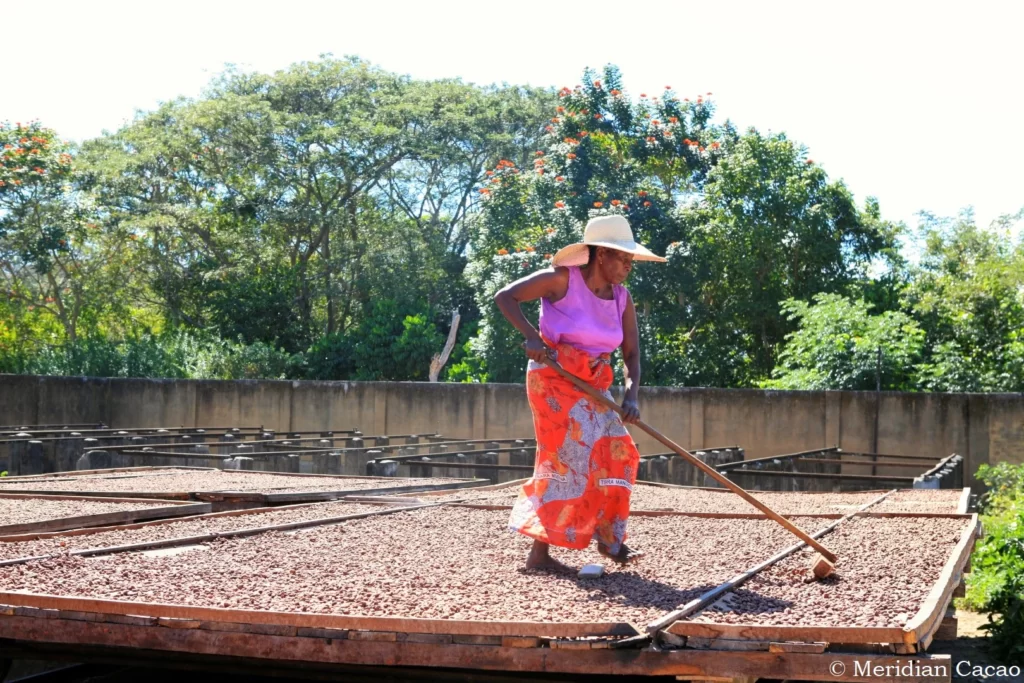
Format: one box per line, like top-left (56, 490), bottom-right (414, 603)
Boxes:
top-left (551, 215), bottom-right (667, 267)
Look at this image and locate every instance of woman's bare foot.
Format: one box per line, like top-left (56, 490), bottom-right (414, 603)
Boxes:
top-left (525, 540), bottom-right (574, 573)
top-left (598, 542), bottom-right (644, 564)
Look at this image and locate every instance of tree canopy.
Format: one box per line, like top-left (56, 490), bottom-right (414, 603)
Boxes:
top-left (2, 58), bottom-right (1021, 392)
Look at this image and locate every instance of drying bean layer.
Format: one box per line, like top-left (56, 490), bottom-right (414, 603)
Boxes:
top-left (0, 497), bottom-right (166, 527)
top-left (688, 516), bottom-right (970, 628)
top-left (0, 508), bottom-right (831, 625)
top-left (0, 501), bottom-right (395, 561)
top-left (0, 469), bottom-right (466, 495)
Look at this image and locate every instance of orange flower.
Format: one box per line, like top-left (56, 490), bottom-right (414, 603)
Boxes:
top-left (611, 199), bottom-right (621, 206)
top-left (128, 234), bottom-right (138, 241)
top-left (551, 117), bottom-right (560, 123)
top-left (806, 159), bottom-right (814, 164)
top-left (544, 254), bottom-right (552, 259)
top-left (593, 80), bottom-right (602, 88)
top-left (58, 239), bottom-right (66, 246)
top-left (610, 89), bottom-right (621, 96)
top-left (526, 245), bottom-right (535, 252)
top-left (2, 144), bottom-right (10, 149)
top-left (579, 131), bottom-right (589, 137)
top-left (652, 120), bottom-right (660, 126)
top-left (711, 142), bottom-right (720, 149)
top-left (556, 106), bottom-right (565, 113)
top-left (640, 93), bottom-right (647, 98)
top-left (643, 201), bottom-right (652, 207)
top-left (594, 113), bottom-right (603, 119)
top-left (593, 201), bottom-right (603, 208)
top-left (665, 85), bottom-right (671, 89)
top-left (699, 146), bottom-right (706, 152)
top-left (563, 137), bottom-right (578, 145)
top-left (646, 136), bottom-right (656, 142)
top-left (485, 171), bottom-right (494, 176)
top-left (567, 153), bottom-right (577, 159)
top-left (669, 116), bottom-right (678, 123)
top-left (554, 202), bottom-right (565, 209)
top-left (536, 150), bottom-right (545, 156)
top-left (638, 190), bottom-right (648, 197)
top-left (545, 125), bottom-right (554, 132)
top-left (497, 248), bottom-right (509, 255)
top-left (697, 97), bottom-right (703, 104)
top-left (558, 87), bottom-right (571, 97)
top-left (479, 188), bottom-right (490, 194)
top-left (555, 175), bottom-right (564, 181)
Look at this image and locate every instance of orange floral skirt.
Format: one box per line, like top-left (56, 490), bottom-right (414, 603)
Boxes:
top-left (508, 340), bottom-right (640, 554)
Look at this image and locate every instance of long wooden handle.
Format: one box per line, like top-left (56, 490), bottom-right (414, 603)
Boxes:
top-left (541, 357), bottom-right (838, 564)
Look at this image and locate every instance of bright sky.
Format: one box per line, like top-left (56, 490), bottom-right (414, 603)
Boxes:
top-left (4, 0), bottom-right (1022, 236)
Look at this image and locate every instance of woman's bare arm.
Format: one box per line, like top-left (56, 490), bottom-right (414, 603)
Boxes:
top-left (493, 267), bottom-right (569, 362)
top-left (620, 291), bottom-right (641, 424)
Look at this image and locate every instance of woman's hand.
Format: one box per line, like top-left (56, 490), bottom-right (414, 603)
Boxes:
top-left (621, 397), bottom-right (640, 424)
top-left (523, 337), bottom-right (552, 363)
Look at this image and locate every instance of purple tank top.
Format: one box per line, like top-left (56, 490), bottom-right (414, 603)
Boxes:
top-left (539, 266), bottom-right (627, 356)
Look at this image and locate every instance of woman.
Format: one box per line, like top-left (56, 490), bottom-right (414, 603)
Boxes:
top-left (494, 215), bottom-right (666, 572)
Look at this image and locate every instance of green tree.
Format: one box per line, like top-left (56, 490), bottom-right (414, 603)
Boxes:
top-left (905, 209), bottom-right (1024, 392)
top-left (765, 293), bottom-right (924, 390)
top-left (1, 121), bottom-right (139, 344)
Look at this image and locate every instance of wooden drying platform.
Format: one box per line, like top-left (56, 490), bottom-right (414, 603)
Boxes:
top-left (0, 493), bottom-right (210, 535)
top-left (0, 485), bottom-right (973, 681)
top-left (0, 467), bottom-right (488, 510)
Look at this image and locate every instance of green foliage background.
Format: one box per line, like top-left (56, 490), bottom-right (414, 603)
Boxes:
top-left (1, 58), bottom-right (1022, 389)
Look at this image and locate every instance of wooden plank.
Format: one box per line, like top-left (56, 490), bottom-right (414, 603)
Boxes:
top-left (0, 591), bottom-right (640, 638)
top-left (685, 637), bottom-right (770, 651)
top-left (665, 622), bottom-right (906, 645)
top-left (768, 642), bottom-right (826, 653)
top-left (932, 610), bottom-right (957, 641)
top-left (0, 500), bottom-right (211, 536)
top-left (0, 613), bottom-right (956, 681)
top-left (957, 487), bottom-right (971, 514)
top-left (905, 514), bottom-right (980, 646)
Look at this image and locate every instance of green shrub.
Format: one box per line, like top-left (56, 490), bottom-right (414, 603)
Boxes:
top-left (965, 463), bottom-right (1024, 665)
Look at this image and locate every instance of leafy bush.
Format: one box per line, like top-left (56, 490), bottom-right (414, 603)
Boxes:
top-left (964, 463), bottom-right (1024, 665)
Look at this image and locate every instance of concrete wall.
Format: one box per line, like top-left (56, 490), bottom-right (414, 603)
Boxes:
top-left (3, 374), bottom-right (1022, 492)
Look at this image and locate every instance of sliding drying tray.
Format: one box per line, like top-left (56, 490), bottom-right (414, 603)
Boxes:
top-left (0, 480), bottom-right (977, 682)
top-left (0, 466), bottom-right (487, 510)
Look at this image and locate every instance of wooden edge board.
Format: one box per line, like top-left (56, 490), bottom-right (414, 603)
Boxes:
top-left (0, 592), bottom-right (640, 638)
top-left (0, 502), bottom-right (212, 536)
top-left (0, 617), bottom-right (958, 682)
top-left (727, 471), bottom-right (915, 482)
top-left (259, 480), bottom-right (487, 502)
top-left (0, 466), bottom-right (212, 481)
top-left (664, 622), bottom-right (907, 645)
top-left (0, 499), bottom-right (396, 543)
top-left (0, 492), bottom-right (198, 506)
top-left (957, 487), bottom-right (971, 514)
top-left (904, 513), bottom-right (980, 646)
top-left (0, 489), bottom-right (192, 500)
top-left (648, 489), bottom-right (897, 635)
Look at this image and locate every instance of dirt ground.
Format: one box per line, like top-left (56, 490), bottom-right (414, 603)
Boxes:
top-left (929, 608), bottom-right (1018, 682)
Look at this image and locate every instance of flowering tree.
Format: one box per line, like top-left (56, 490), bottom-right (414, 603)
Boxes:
top-left (465, 66), bottom-right (895, 385)
top-left (0, 121), bottom-right (138, 342)
top-left (466, 66), bottom-right (721, 382)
